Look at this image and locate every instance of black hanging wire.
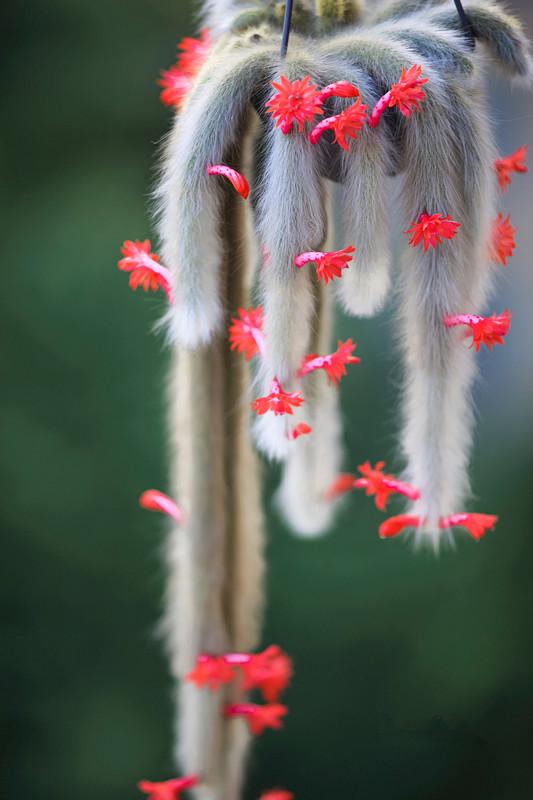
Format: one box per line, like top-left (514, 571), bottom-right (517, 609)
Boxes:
top-left (278, 1), bottom-right (475, 56)
top-left (280, 0), bottom-right (294, 57)
top-left (453, 0), bottom-right (476, 48)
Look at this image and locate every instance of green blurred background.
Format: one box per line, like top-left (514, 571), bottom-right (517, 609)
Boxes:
top-left (2, 1), bottom-right (533, 798)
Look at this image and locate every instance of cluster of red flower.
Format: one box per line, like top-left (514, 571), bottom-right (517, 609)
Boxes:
top-left (188, 645), bottom-right (291, 735)
top-left (266, 66), bottom-right (428, 148)
top-left (324, 460), bottom-right (498, 542)
top-left (138, 645), bottom-right (293, 797)
top-left (229, 306), bottom-right (361, 432)
top-left (139, 776), bottom-right (292, 800)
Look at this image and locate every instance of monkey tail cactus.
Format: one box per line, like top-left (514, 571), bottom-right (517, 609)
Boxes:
top-left (117, 0), bottom-right (532, 797)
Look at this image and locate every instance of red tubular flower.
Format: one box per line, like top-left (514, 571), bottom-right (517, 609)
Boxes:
top-left (369, 64), bottom-right (428, 127)
top-left (265, 75), bottom-right (324, 134)
top-left (229, 306), bottom-right (265, 360)
top-left (158, 67), bottom-right (192, 108)
top-left (294, 246), bottom-right (355, 284)
top-left (139, 490), bottom-right (183, 523)
top-left (404, 213), bottom-right (461, 252)
top-left (439, 513), bottom-right (498, 541)
top-left (176, 29), bottom-right (211, 75)
top-left (443, 310), bottom-right (511, 351)
top-left (494, 145), bottom-right (528, 191)
top-left (238, 645), bottom-right (293, 703)
top-left (138, 775), bottom-right (199, 800)
top-left (288, 422), bottom-right (312, 440)
top-left (325, 472), bottom-right (357, 501)
top-left (186, 655), bottom-right (236, 691)
top-left (252, 379), bottom-right (304, 416)
top-left (298, 339), bottom-right (360, 386)
top-left (309, 97), bottom-right (368, 150)
top-left (207, 165), bottom-right (250, 199)
top-left (379, 514), bottom-right (421, 539)
top-left (353, 461), bottom-right (420, 511)
top-left (318, 80), bottom-right (360, 102)
top-left (118, 240), bottom-right (174, 303)
top-left (491, 213), bottom-right (516, 266)
top-left (224, 703), bottom-right (288, 735)
top-left (380, 513), bottom-right (498, 541)
top-left (260, 791), bottom-right (294, 800)
top-left (158, 29), bottom-right (211, 109)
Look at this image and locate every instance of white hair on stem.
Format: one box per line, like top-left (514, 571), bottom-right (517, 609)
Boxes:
top-left (275, 256), bottom-right (344, 537)
top-left (161, 133), bottom-right (265, 796)
top-left (253, 49), bottom-right (347, 461)
top-left (156, 44), bottom-right (277, 349)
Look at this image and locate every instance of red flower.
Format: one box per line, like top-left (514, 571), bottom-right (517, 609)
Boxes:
top-left (207, 165), bottom-right (250, 199)
top-left (252, 379), bottom-right (304, 416)
top-left (380, 513), bottom-right (498, 541)
top-left (494, 145), bottom-right (528, 192)
top-left (175, 29), bottom-right (211, 76)
top-left (294, 246), bottom-right (355, 284)
top-left (224, 703), bottom-right (288, 735)
top-left (266, 75), bottom-right (324, 134)
top-left (325, 472), bottom-right (358, 501)
top-left (139, 490), bottom-right (183, 523)
top-left (353, 461), bottom-right (420, 511)
top-left (186, 655), bottom-right (236, 691)
top-left (138, 775), bottom-right (198, 800)
top-left (288, 422), bottom-right (312, 440)
top-left (229, 306), bottom-right (265, 360)
top-left (309, 97), bottom-right (368, 150)
top-left (439, 513), bottom-right (498, 541)
top-left (369, 64), bottom-right (428, 127)
top-left (404, 213), bottom-right (461, 252)
top-left (318, 80), bottom-right (360, 102)
top-left (444, 310), bottom-right (511, 351)
top-left (118, 240), bottom-right (174, 303)
top-left (298, 339), bottom-right (360, 386)
top-left (158, 29), bottom-right (211, 108)
top-left (490, 213), bottom-right (516, 266)
top-left (260, 792), bottom-right (294, 800)
top-left (379, 514), bottom-right (421, 539)
top-left (158, 66), bottom-right (192, 108)
top-left (238, 645), bottom-right (293, 703)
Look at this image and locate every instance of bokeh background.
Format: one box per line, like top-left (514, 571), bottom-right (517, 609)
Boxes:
top-left (2, 1), bottom-right (533, 798)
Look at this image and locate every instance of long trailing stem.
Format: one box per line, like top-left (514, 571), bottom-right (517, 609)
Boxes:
top-left (163, 148), bottom-right (264, 799)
